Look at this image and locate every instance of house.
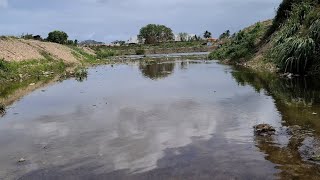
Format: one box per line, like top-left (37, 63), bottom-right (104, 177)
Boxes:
top-left (206, 38), bottom-right (218, 46)
top-left (174, 33), bottom-right (196, 42)
top-left (127, 36), bottom-right (140, 44)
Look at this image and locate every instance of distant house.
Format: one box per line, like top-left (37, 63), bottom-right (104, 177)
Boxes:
top-left (174, 33), bottom-right (196, 42)
top-left (127, 36), bottom-right (140, 44)
top-left (206, 38), bottom-right (218, 46)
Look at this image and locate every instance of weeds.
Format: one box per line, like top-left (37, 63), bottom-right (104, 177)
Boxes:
top-left (269, 2), bottom-right (320, 74)
top-left (135, 49), bottom-right (145, 55)
top-left (272, 36), bottom-right (315, 73)
top-left (74, 67), bottom-right (88, 82)
top-left (96, 49), bottom-right (116, 59)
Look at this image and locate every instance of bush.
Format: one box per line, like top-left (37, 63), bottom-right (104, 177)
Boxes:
top-left (0, 59), bottom-right (9, 72)
top-left (47, 31), bottom-right (68, 44)
top-left (272, 36), bottom-right (315, 73)
top-left (74, 67), bottom-right (88, 82)
top-left (209, 22), bottom-right (264, 62)
top-left (135, 49), bottom-right (145, 55)
top-left (269, 2), bottom-right (320, 74)
top-left (96, 49), bottom-right (116, 59)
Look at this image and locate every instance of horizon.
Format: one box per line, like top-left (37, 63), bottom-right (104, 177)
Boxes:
top-left (0, 0), bottom-right (281, 43)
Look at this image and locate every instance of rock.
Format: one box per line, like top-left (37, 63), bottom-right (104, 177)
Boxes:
top-left (309, 156), bottom-right (320, 162)
top-left (254, 124), bottom-right (276, 136)
top-left (29, 83), bottom-right (35, 86)
top-left (18, 158), bottom-right (26, 163)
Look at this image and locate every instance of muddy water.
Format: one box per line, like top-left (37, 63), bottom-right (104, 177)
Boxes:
top-left (0, 60), bottom-right (320, 179)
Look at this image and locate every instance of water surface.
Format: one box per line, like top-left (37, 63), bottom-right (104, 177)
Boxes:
top-left (0, 60), bottom-right (320, 179)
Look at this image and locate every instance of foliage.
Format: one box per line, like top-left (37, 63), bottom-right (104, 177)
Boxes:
top-left (47, 30), bottom-right (68, 44)
top-left (209, 22), bottom-right (264, 61)
top-left (0, 58), bottom-right (66, 83)
top-left (96, 49), bottom-right (116, 59)
top-left (272, 36), bottom-right (315, 73)
top-left (203, 31), bottom-right (212, 38)
top-left (219, 30), bottom-right (230, 39)
top-left (135, 49), bottom-right (145, 55)
top-left (21, 33), bottom-right (34, 40)
top-left (269, 2), bottom-right (320, 74)
top-left (178, 32), bottom-right (189, 42)
top-left (74, 67), bottom-right (88, 82)
top-left (112, 40), bottom-right (126, 45)
top-left (138, 24), bottom-right (174, 44)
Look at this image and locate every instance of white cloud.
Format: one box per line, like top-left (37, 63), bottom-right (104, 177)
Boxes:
top-left (0, 0), bottom-right (8, 8)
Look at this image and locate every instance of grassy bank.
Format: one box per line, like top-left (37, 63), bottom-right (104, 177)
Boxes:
top-left (89, 41), bottom-right (214, 56)
top-left (209, 0), bottom-right (320, 75)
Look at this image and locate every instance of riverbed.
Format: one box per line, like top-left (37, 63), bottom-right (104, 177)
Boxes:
top-left (0, 59), bottom-right (320, 179)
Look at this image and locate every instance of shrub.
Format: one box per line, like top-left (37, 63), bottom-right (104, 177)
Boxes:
top-left (138, 24), bottom-right (174, 44)
top-left (47, 30), bottom-right (68, 44)
top-left (96, 49), bottom-right (116, 59)
top-left (0, 59), bottom-right (9, 72)
top-left (74, 67), bottom-right (88, 82)
top-left (272, 36), bottom-right (315, 73)
top-left (135, 49), bottom-right (145, 55)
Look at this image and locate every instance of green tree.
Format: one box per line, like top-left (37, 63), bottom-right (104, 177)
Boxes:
top-left (178, 32), bottom-right (189, 42)
top-left (204, 30), bottom-right (212, 38)
top-left (47, 30), bottom-right (68, 44)
top-left (138, 24), bottom-right (174, 44)
top-left (219, 30), bottom-right (231, 39)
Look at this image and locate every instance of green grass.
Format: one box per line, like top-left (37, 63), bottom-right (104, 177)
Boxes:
top-left (96, 49), bottom-right (117, 59)
top-left (0, 58), bottom-right (66, 83)
top-left (135, 49), bottom-right (145, 55)
top-left (209, 22), bottom-right (268, 62)
top-left (269, 2), bottom-right (320, 74)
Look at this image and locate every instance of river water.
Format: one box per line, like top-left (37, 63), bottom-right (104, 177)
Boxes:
top-left (0, 60), bottom-right (320, 179)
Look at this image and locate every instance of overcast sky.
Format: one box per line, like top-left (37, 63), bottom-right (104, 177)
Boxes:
top-left (0, 0), bottom-right (281, 42)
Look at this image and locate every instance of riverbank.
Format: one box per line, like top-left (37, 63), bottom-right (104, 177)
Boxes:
top-left (209, 0), bottom-right (320, 75)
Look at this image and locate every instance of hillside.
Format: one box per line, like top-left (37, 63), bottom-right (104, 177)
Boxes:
top-left (209, 0), bottom-right (320, 75)
top-left (0, 37), bottom-right (80, 63)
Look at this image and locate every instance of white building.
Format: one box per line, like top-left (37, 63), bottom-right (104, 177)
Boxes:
top-left (174, 33), bottom-right (196, 42)
top-left (127, 36), bottom-right (140, 44)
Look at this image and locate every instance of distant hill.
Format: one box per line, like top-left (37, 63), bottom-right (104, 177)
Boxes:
top-left (79, 40), bottom-right (104, 46)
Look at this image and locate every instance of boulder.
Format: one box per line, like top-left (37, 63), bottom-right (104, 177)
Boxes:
top-left (254, 124), bottom-right (276, 136)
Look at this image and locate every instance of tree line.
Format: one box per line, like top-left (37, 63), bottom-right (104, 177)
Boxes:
top-left (138, 24), bottom-right (213, 44)
top-left (21, 30), bottom-right (78, 46)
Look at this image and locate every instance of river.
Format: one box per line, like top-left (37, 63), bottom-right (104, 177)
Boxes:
top-left (0, 59), bottom-right (320, 179)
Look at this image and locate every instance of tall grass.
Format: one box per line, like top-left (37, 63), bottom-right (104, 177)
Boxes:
top-left (96, 49), bottom-right (116, 59)
top-left (272, 36), bottom-right (315, 73)
top-left (309, 19), bottom-right (320, 41)
top-left (270, 2), bottom-right (320, 74)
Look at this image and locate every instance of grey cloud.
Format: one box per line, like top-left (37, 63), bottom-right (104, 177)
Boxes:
top-left (0, 0), bottom-right (281, 42)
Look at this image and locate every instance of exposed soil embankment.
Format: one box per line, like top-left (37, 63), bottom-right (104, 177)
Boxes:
top-left (0, 38), bottom-right (79, 63)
